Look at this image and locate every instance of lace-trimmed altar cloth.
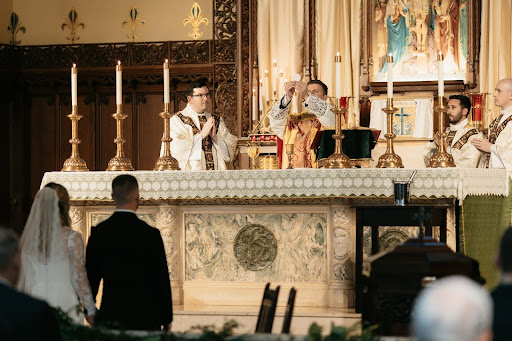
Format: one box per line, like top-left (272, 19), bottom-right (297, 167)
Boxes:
top-left (40, 169), bottom-right (509, 202)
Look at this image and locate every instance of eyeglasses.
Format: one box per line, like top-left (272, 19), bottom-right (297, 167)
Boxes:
top-left (191, 93), bottom-right (211, 99)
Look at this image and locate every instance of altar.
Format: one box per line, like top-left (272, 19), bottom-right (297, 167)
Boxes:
top-left (41, 168), bottom-right (509, 312)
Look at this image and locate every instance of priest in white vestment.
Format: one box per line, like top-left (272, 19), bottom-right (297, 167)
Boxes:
top-left (269, 80), bottom-right (335, 168)
top-left (472, 78), bottom-right (512, 170)
top-left (169, 81), bottom-right (237, 170)
top-left (424, 95), bottom-right (484, 168)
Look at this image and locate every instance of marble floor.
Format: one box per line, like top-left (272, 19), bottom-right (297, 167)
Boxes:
top-left (172, 305), bottom-right (361, 335)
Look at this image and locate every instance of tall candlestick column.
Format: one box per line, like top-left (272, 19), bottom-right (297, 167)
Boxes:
top-left (428, 96), bottom-right (456, 168)
top-left (62, 104), bottom-right (89, 171)
top-left (154, 102), bottom-right (180, 170)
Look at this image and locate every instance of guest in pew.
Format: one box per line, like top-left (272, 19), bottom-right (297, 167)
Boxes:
top-left (17, 183), bottom-right (96, 325)
top-left (86, 174), bottom-right (173, 331)
top-left (0, 227), bottom-right (61, 340)
top-left (411, 275), bottom-right (493, 341)
top-left (491, 227), bottom-right (512, 341)
top-left (168, 80), bottom-right (238, 170)
top-left (472, 78), bottom-right (512, 169)
top-left (269, 79), bottom-right (335, 168)
top-left (423, 94), bottom-right (484, 167)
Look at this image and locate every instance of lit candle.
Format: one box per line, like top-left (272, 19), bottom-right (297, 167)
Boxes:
top-left (264, 70), bottom-right (270, 101)
top-left (163, 59), bottom-right (170, 104)
top-left (252, 88), bottom-right (257, 121)
top-left (387, 53), bottom-right (393, 99)
top-left (116, 61), bottom-right (122, 105)
top-left (278, 69), bottom-right (284, 98)
top-left (335, 52), bottom-right (342, 99)
top-left (272, 59), bottom-right (278, 98)
top-left (259, 79), bottom-right (264, 110)
top-left (71, 63), bottom-right (77, 106)
top-left (438, 52), bottom-right (444, 97)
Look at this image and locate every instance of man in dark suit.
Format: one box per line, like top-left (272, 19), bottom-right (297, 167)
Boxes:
top-left (492, 227), bottom-right (512, 341)
top-left (86, 174), bottom-right (173, 331)
top-left (0, 227), bottom-right (61, 340)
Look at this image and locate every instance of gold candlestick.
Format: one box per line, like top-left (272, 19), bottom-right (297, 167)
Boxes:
top-left (377, 98), bottom-right (403, 168)
top-left (154, 103), bottom-right (180, 170)
top-left (323, 100), bottom-right (351, 168)
top-left (62, 105), bottom-right (88, 172)
top-left (428, 96), bottom-right (456, 168)
top-left (106, 104), bottom-right (134, 171)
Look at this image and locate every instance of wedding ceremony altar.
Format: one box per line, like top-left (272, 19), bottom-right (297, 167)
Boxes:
top-left (40, 168), bottom-right (510, 317)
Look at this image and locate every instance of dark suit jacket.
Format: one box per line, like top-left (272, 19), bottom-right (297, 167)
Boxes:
top-left (0, 282), bottom-right (61, 341)
top-left (86, 211), bottom-right (173, 330)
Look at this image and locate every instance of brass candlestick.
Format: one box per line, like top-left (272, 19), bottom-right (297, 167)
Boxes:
top-left (428, 96), bottom-right (456, 168)
top-left (106, 104), bottom-right (134, 171)
top-left (285, 143), bottom-right (294, 169)
top-left (154, 103), bottom-right (180, 170)
top-left (377, 98), bottom-right (404, 168)
top-left (62, 105), bottom-right (88, 172)
top-left (323, 101), bottom-right (351, 168)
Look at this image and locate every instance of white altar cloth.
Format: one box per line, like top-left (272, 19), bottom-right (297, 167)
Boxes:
top-left (41, 168), bottom-right (509, 201)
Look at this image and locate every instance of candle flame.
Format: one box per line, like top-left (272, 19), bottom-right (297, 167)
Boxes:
top-left (72, 63), bottom-right (76, 68)
top-left (252, 88), bottom-right (256, 94)
top-left (264, 70), bottom-right (268, 75)
top-left (165, 59), bottom-right (168, 63)
top-left (336, 52), bottom-right (340, 56)
top-left (118, 60), bottom-right (121, 65)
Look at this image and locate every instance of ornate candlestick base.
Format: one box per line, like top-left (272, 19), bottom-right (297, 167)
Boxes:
top-left (428, 97), bottom-right (456, 168)
top-left (323, 104), bottom-right (351, 168)
top-left (154, 103), bottom-right (180, 171)
top-left (107, 105), bottom-right (134, 171)
top-left (377, 99), bottom-right (404, 168)
top-left (62, 106), bottom-right (88, 172)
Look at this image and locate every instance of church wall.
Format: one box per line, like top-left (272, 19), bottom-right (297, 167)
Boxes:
top-left (9, 0), bottom-right (213, 45)
top-left (0, 0), bottom-right (13, 44)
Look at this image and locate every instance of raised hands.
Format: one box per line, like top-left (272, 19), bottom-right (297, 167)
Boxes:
top-left (284, 81), bottom-right (308, 101)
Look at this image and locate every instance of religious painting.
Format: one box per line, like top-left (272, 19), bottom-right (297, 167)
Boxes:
top-left (371, 0), bottom-right (468, 82)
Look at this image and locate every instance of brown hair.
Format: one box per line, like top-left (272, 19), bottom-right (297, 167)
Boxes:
top-left (44, 183), bottom-right (71, 227)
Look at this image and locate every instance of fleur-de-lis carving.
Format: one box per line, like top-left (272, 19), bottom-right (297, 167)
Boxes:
top-left (61, 8), bottom-right (85, 43)
top-left (122, 6), bottom-right (145, 41)
top-left (183, 2), bottom-right (209, 40)
top-left (7, 12), bottom-right (26, 46)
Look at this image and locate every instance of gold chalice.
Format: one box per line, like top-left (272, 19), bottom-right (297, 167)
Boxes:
top-left (285, 144), bottom-right (294, 169)
top-left (247, 144), bottom-right (260, 170)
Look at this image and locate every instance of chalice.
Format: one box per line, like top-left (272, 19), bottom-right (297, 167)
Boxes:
top-left (285, 144), bottom-right (294, 169)
top-left (247, 144), bottom-right (260, 170)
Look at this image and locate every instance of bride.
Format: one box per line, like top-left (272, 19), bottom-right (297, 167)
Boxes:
top-left (17, 183), bottom-right (96, 324)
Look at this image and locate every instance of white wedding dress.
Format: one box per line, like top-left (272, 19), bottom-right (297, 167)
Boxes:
top-left (17, 188), bottom-right (96, 324)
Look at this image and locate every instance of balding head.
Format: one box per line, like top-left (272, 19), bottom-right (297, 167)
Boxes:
top-left (494, 78), bottom-right (512, 110)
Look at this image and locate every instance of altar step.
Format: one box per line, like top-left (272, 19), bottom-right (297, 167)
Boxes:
top-left (172, 305), bottom-right (361, 335)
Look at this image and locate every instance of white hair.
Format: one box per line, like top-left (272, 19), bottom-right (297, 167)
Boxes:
top-left (411, 276), bottom-right (492, 341)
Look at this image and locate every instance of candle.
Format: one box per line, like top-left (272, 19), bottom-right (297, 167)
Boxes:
top-left (264, 70), bottom-right (270, 101)
top-left (278, 69), bottom-right (284, 98)
top-left (116, 61), bottom-right (122, 105)
top-left (272, 60), bottom-right (278, 98)
top-left (71, 63), bottom-right (77, 106)
top-left (259, 79), bottom-right (264, 110)
top-left (252, 89), bottom-right (258, 121)
top-left (438, 52), bottom-right (444, 97)
top-left (335, 52), bottom-right (342, 99)
top-left (387, 53), bottom-right (393, 99)
top-left (163, 59), bottom-right (170, 104)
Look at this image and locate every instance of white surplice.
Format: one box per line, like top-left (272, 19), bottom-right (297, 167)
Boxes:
top-left (169, 104), bottom-right (237, 170)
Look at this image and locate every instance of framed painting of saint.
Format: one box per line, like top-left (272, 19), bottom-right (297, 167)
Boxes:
top-left (361, 0), bottom-right (480, 89)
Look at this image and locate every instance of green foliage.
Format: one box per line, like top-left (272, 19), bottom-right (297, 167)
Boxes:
top-left (307, 322), bottom-right (377, 341)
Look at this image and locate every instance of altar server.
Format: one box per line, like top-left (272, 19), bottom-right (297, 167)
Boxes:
top-left (472, 78), bottom-right (512, 170)
top-left (424, 94), bottom-right (484, 168)
top-left (169, 81), bottom-right (237, 170)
